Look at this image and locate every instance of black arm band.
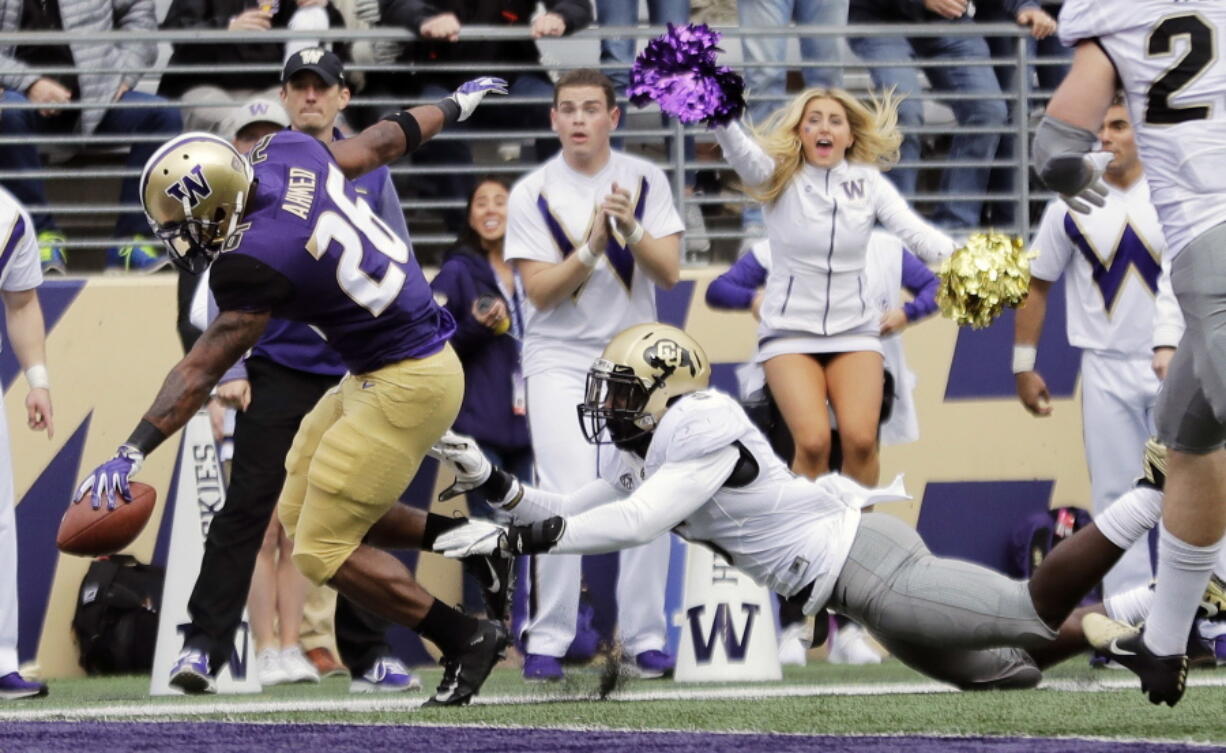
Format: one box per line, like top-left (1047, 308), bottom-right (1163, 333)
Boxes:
top-left (435, 97), bottom-right (461, 126)
top-left (508, 517), bottom-right (565, 555)
top-left (380, 110), bottom-right (423, 154)
top-left (126, 419), bottom-right (168, 455)
top-left (476, 467), bottom-right (516, 502)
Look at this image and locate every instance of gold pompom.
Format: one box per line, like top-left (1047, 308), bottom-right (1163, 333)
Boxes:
top-left (936, 232), bottom-right (1033, 329)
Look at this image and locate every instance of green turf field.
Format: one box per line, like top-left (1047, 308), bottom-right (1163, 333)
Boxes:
top-left (6, 660), bottom-right (1226, 744)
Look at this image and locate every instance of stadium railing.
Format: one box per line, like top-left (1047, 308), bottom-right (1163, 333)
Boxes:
top-left (0, 23), bottom-right (1060, 269)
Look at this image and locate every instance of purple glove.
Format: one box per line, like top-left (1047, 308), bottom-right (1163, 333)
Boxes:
top-left (74, 445), bottom-right (145, 511)
top-left (449, 76), bottom-right (509, 122)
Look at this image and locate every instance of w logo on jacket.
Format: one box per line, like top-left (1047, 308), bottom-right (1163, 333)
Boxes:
top-left (841, 179), bottom-right (866, 200)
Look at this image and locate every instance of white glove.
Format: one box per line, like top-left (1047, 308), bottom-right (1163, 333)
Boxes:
top-left (448, 77), bottom-right (509, 122)
top-left (434, 520), bottom-right (508, 559)
top-left (429, 430), bottom-right (492, 500)
top-left (1059, 151), bottom-right (1112, 214)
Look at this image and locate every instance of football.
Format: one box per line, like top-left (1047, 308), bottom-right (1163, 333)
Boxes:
top-left (57, 482), bottom-right (157, 556)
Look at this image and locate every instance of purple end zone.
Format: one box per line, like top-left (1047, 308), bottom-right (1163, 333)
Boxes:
top-left (3, 723), bottom-right (1223, 753)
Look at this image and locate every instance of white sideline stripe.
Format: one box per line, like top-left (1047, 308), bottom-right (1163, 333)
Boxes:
top-left (5, 675), bottom-right (1226, 722)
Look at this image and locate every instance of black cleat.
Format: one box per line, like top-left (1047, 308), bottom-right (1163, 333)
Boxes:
top-left (462, 552), bottom-right (516, 623)
top-left (1083, 613), bottom-right (1188, 707)
top-left (422, 620), bottom-right (508, 707)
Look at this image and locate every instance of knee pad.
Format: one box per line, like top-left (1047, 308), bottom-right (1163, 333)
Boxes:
top-left (291, 550), bottom-right (334, 587)
top-left (957, 651), bottom-right (1042, 691)
top-left (308, 420), bottom-right (410, 504)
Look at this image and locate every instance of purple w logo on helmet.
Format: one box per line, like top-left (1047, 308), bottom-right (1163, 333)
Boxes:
top-left (164, 164), bottom-right (213, 208)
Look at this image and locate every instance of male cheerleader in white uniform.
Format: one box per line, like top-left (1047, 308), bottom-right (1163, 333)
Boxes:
top-left (428, 323), bottom-right (1204, 690)
top-left (504, 69), bottom-right (684, 680)
top-left (0, 186), bottom-right (53, 700)
top-left (1016, 99), bottom-right (1171, 603)
top-left (1033, 0), bottom-right (1226, 705)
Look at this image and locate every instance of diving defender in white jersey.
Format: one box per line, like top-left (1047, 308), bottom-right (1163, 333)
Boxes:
top-left (1016, 100), bottom-right (1171, 604)
top-left (0, 186), bottom-right (53, 700)
top-left (504, 69), bottom-right (684, 681)
top-left (426, 323), bottom-right (1208, 690)
top-left (1032, 0), bottom-right (1226, 705)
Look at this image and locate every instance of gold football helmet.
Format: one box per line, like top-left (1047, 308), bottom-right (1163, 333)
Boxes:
top-left (140, 132), bottom-right (254, 273)
top-left (578, 322), bottom-right (711, 450)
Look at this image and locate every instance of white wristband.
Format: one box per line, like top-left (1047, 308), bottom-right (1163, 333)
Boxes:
top-left (1012, 345), bottom-right (1037, 374)
top-left (576, 243), bottom-right (600, 269)
top-left (625, 222), bottom-right (645, 246)
top-left (24, 364), bottom-right (49, 390)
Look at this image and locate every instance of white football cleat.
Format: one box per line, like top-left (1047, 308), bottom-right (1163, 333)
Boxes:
top-left (777, 622), bottom-right (808, 666)
top-left (827, 623), bottom-right (882, 665)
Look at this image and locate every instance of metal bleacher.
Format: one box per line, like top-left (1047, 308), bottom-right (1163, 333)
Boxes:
top-left (0, 21), bottom-right (1067, 271)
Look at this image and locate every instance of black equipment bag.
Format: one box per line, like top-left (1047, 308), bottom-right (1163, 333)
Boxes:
top-left (72, 554), bottom-right (164, 675)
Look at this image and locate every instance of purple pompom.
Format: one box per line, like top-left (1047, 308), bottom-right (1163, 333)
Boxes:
top-left (628, 23), bottom-right (744, 128)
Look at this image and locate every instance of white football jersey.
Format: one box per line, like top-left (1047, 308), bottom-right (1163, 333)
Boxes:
top-left (596, 390), bottom-right (874, 609)
top-left (1029, 180), bottom-right (1167, 357)
top-left (505, 151), bottom-right (685, 376)
top-left (1059, 0), bottom-right (1226, 256)
top-left (0, 186), bottom-right (42, 352)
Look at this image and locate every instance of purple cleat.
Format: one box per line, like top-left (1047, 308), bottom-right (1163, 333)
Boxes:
top-left (624, 649), bottom-right (675, 680)
top-left (168, 648), bottom-right (216, 695)
top-left (522, 653), bottom-right (563, 682)
top-left (350, 656), bottom-right (422, 693)
top-left (0, 672), bottom-right (48, 700)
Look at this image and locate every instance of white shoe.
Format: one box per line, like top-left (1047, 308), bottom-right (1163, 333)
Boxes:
top-left (256, 647), bottom-right (290, 687)
top-left (827, 624), bottom-right (882, 665)
top-left (280, 645), bottom-right (321, 684)
top-left (777, 622), bottom-right (807, 667)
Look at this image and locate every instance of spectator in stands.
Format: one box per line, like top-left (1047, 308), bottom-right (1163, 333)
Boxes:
top-left (0, 0), bottom-right (183, 273)
top-left (0, 186), bottom-right (52, 701)
top-left (169, 50), bottom-right (421, 695)
top-left (735, 0), bottom-right (848, 242)
top-left (846, 0), bottom-right (1018, 229)
top-left (428, 176), bottom-right (532, 615)
top-left (596, 0), bottom-right (710, 257)
top-left (375, 0), bottom-right (592, 232)
top-left (974, 0), bottom-right (1058, 227)
top-left (157, 0), bottom-right (346, 134)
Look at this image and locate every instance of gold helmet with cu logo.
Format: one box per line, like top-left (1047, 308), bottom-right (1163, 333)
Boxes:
top-left (578, 322), bottom-right (711, 449)
top-left (140, 131), bottom-right (254, 274)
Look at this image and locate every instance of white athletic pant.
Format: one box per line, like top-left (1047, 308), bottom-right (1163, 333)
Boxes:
top-left (0, 408), bottom-right (19, 675)
top-left (523, 364), bottom-right (669, 658)
top-left (1081, 350), bottom-right (1159, 599)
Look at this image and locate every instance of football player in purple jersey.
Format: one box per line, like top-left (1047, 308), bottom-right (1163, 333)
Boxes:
top-left (73, 76), bottom-right (512, 707)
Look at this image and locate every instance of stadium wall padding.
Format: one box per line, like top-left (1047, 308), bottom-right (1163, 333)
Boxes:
top-left (3, 272), bottom-right (1090, 677)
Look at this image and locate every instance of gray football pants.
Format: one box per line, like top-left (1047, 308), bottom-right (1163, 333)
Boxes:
top-left (1155, 221), bottom-right (1226, 453)
top-left (827, 513), bottom-right (1056, 690)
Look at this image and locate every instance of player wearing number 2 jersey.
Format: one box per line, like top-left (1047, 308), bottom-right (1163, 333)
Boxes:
top-left (72, 78), bottom-right (516, 707)
top-left (1032, 0), bottom-right (1226, 706)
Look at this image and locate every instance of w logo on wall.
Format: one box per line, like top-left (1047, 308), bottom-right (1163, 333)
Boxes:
top-left (165, 164), bottom-right (213, 208)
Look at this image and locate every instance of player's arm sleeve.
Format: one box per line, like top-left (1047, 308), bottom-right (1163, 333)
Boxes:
top-left (1028, 200), bottom-right (1073, 282)
top-left (873, 174), bottom-right (957, 263)
top-left (504, 478), bottom-right (627, 523)
top-left (706, 252), bottom-right (767, 310)
top-left (712, 121), bottom-right (776, 189)
top-left (503, 184), bottom-right (561, 265)
top-left (550, 447), bottom-right (740, 554)
top-left (209, 254), bottom-right (295, 313)
top-left (1154, 256), bottom-right (1185, 350)
top-left (0, 218), bottom-right (42, 293)
top-left (899, 249), bottom-right (938, 322)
